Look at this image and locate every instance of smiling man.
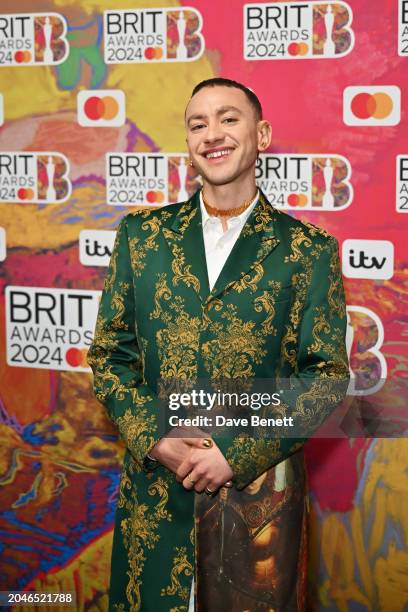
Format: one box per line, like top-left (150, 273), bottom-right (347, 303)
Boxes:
top-left (88, 78), bottom-right (349, 611)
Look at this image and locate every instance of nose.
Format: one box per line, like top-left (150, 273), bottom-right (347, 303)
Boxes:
top-left (204, 120), bottom-right (225, 144)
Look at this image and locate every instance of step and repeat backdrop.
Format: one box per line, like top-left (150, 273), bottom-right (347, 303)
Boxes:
top-left (0, 0), bottom-right (407, 610)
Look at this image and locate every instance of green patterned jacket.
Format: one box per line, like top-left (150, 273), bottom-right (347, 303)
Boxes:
top-left (87, 190), bottom-right (349, 611)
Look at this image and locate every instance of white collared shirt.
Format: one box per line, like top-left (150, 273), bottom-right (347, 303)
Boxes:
top-left (199, 189), bottom-right (259, 291)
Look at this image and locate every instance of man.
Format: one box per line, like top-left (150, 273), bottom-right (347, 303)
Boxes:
top-left (87, 78), bottom-right (349, 611)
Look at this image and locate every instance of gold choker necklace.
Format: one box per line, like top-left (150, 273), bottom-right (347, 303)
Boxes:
top-left (202, 190), bottom-right (257, 218)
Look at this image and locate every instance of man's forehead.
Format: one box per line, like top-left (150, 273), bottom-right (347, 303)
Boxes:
top-left (185, 86), bottom-right (251, 118)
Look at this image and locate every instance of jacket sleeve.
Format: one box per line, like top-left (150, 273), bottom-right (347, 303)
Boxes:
top-left (213, 235), bottom-right (350, 489)
top-left (87, 216), bottom-right (161, 469)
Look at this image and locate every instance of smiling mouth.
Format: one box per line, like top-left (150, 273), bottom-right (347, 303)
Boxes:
top-left (204, 148), bottom-right (233, 160)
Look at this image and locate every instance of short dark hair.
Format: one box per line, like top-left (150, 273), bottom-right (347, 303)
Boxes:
top-left (190, 77), bottom-right (263, 120)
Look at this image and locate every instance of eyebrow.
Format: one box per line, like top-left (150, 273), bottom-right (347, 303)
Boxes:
top-left (186, 105), bottom-right (242, 125)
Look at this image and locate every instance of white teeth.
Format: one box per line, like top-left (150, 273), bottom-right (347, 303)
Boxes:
top-left (206, 149), bottom-right (231, 159)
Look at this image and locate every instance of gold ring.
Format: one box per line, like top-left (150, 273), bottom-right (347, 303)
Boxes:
top-left (202, 438), bottom-right (213, 449)
top-left (205, 487), bottom-right (214, 495)
top-left (187, 473), bottom-right (196, 485)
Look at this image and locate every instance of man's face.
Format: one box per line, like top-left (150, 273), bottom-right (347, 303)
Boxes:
top-left (185, 86), bottom-right (269, 187)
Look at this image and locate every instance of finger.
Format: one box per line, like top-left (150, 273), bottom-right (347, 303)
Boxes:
top-left (182, 471), bottom-right (197, 490)
top-left (180, 433), bottom-right (214, 449)
top-left (176, 457), bottom-right (193, 483)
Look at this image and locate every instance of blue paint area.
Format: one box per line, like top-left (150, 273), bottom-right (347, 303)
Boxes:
top-left (1, 555), bottom-right (29, 570)
top-left (94, 211), bottom-right (116, 219)
top-left (10, 544), bottom-right (35, 553)
top-left (21, 423), bottom-right (61, 446)
top-left (101, 433), bottom-right (120, 441)
top-left (0, 512), bottom-right (67, 541)
top-left (63, 216), bottom-right (82, 224)
top-left (90, 448), bottom-right (112, 458)
top-left (13, 485), bottom-right (38, 508)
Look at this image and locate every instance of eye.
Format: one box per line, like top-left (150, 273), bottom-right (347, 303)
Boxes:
top-left (223, 117), bottom-right (238, 124)
top-left (191, 123), bottom-right (205, 131)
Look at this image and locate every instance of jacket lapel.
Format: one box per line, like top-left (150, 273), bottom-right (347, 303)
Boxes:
top-left (161, 190), bottom-right (280, 304)
top-left (209, 191), bottom-right (280, 300)
top-left (162, 191), bottom-right (211, 303)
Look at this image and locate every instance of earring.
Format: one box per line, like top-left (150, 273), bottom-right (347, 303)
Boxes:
top-left (188, 159), bottom-right (193, 167)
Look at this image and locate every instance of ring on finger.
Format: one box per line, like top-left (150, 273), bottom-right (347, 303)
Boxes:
top-left (187, 472), bottom-right (196, 485)
top-left (205, 487), bottom-right (214, 495)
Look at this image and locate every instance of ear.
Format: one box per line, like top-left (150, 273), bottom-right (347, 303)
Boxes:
top-left (257, 120), bottom-right (272, 153)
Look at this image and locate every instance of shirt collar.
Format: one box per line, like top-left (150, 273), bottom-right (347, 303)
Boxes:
top-left (199, 188), bottom-right (259, 229)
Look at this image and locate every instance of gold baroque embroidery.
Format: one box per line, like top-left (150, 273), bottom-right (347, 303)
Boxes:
top-left (105, 243), bottom-right (119, 293)
top-left (150, 273), bottom-right (172, 320)
top-left (170, 244), bottom-right (201, 293)
top-left (280, 324), bottom-right (298, 369)
top-left (116, 407), bottom-right (157, 462)
top-left (148, 477), bottom-right (172, 521)
top-left (303, 221), bottom-right (330, 238)
top-left (328, 241), bottom-right (346, 317)
top-left (233, 262), bottom-right (264, 294)
top-left (128, 217), bottom-right (161, 277)
top-left (120, 474), bottom-right (172, 610)
top-left (253, 281), bottom-right (282, 335)
top-left (161, 546), bottom-right (193, 600)
top-left (156, 296), bottom-right (201, 379)
top-left (284, 227), bottom-right (313, 263)
top-left (178, 205), bottom-right (198, 234)
top-left (111, 283), bottom-right (130, 331)
top-left (253, 195), bottom-right (274, 233)
top-left (202, 304), bottom-right (267, 377)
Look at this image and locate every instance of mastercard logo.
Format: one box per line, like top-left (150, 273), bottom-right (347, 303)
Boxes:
top-left (14, 50), bottom-right (32, 63)
top-left (144, 47), bottom-right (164, 60)
top-left (344, 86), bottom-right (400, 126)
top-left (287, 43), bottom-right (309, 57)
top-left (146, 191), bottom-right (165, 204)
top-left (77, 89), bottom-right (126, 127)
top-left (17, 188), bottom-right (35, 200)
top-left (84, 96), bottom-right (120, 120)
top-left (65, 347), bottom-right (89, 368)
top-left (287, 193), bottom-right (308, 207)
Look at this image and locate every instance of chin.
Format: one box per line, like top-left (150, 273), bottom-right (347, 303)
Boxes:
top-left (200, 168), bottom-right (241, 186)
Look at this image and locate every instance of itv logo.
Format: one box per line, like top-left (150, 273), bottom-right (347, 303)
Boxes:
top-left (342, 239), bottom-right (394, 280)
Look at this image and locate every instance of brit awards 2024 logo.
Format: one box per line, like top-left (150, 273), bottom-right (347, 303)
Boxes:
top-left (346, 306), bottom-right (386, 396)
top-left (0, 152), bottom-right (71, 204)
top-left (77, 90), bottom-right (126, 127)
top-left (343, 86), bottom-right (401, 126)
top-left (0, 13), bottom-right (69, 66)
top-left (256, 154), bottom-right (352, 210)
top-left (396, 155), bottom-right (408, 213)
top-left (106, 153), bottom-right (201, 206)
top-left (5, 286), bottom-right (101, 372)
top-left (103, 7), bottom-right (204, 63)
top-left (244, 2), bottom-right (354, 60)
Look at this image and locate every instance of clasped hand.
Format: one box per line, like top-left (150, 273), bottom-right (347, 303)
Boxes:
top-left (149, 430), bottom-right (233, 494)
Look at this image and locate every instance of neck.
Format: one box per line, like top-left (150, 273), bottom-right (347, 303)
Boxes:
top-left (201, 173), bottom-right (257, 211)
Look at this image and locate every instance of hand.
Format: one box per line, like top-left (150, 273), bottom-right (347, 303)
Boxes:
top-left (176, 439), bottom-right (234, 494)
top-left (148, 436), bottom-right (194, 474)
top-left (148, 426), bottom-right (213, 473)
